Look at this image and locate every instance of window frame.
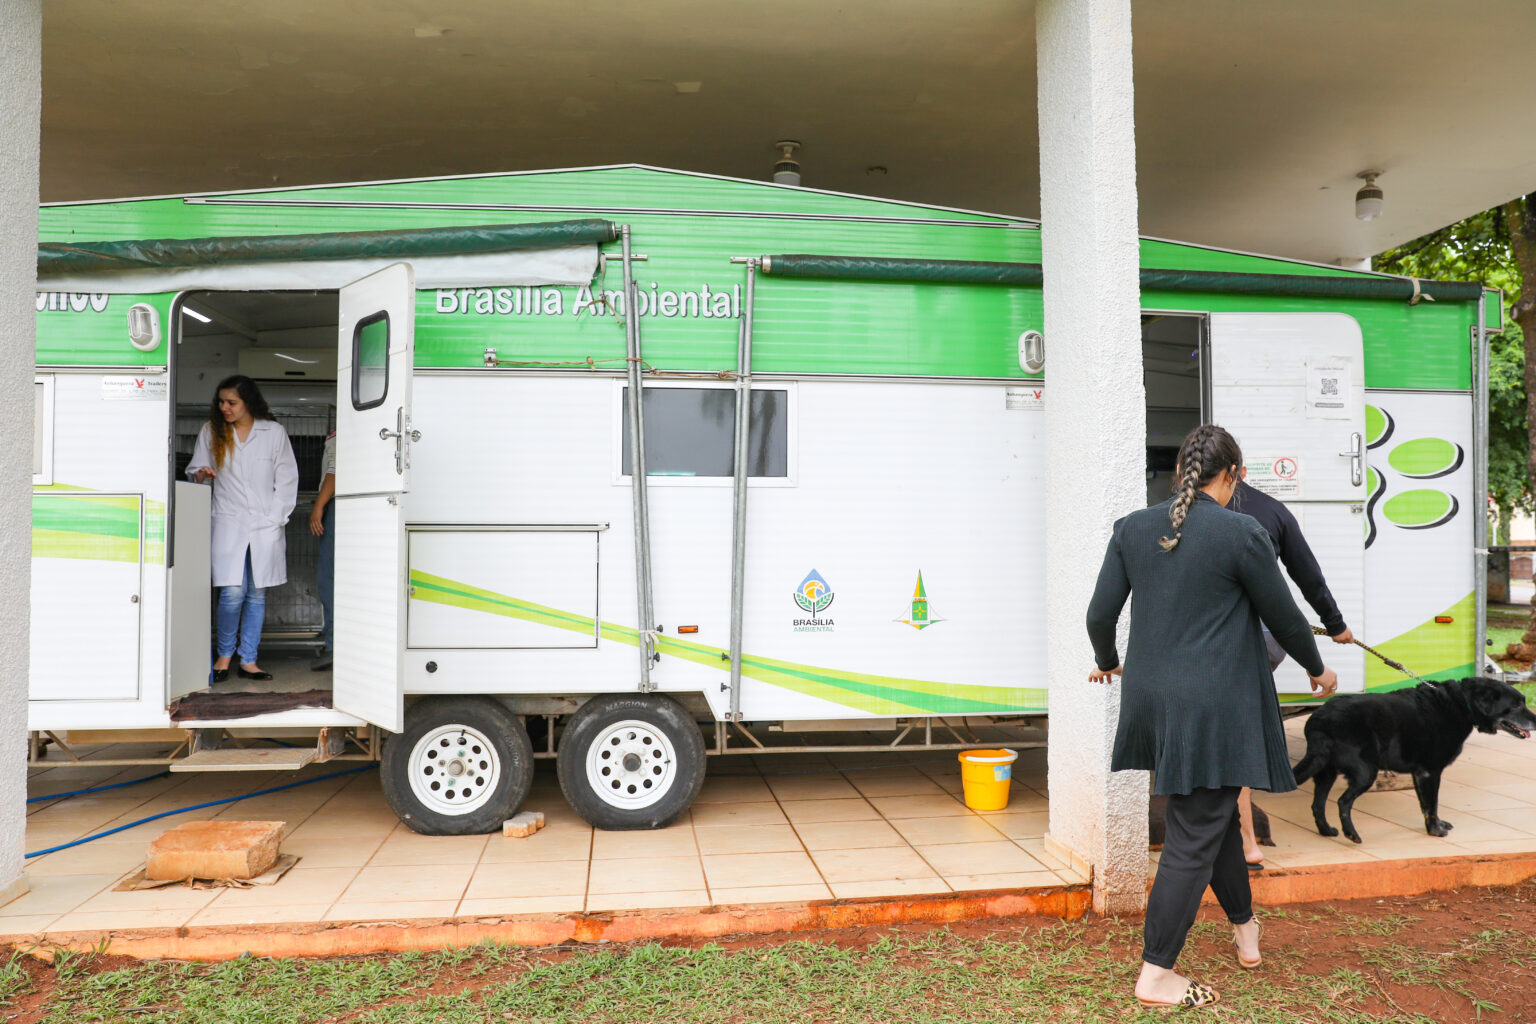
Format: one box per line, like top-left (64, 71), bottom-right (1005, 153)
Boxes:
top-left (611, 379), bottom-right (797, 488)
top-left (33, 374), bottom-right (55, 486)
top-left (350, 310), bottom-right (391, 412)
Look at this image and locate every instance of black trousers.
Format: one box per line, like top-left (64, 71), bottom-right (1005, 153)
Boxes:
top-left (1143, 785), bottom-right (1253, 969)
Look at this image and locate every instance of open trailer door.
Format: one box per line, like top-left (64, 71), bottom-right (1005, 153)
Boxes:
top-left (333, 263), bottom-right (416, 733)
top-left (1209, 312), bottom-right (1367, 695)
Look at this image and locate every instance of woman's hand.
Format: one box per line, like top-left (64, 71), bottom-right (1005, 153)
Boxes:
top-left (191, 468), bottom-right (216, 484)
top-left (1309, 666), bottom-right (1339, 697)
top-left (309, 504), bottom-right (326, 537)
top-left (1088, 665), bottom-right (1123, 684)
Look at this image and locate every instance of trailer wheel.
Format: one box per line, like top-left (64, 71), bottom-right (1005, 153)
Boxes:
top-left (381, 696), bottom-right (534, 836)
top-left (557, 694), bottom-right (705, 830)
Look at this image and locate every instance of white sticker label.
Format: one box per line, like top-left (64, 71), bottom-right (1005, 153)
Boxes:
top-left (1246, 455), bottom-right (1303, 499)
top-left (1306, 363), bottom-right (1352, 420)
top-left (101, 376), bottom-right (168, 401)
top-left (1005, 386), bottom-right (1044, 411)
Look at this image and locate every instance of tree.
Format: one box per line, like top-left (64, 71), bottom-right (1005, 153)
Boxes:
top-left (1375, 200), bottom-right (1536, 651)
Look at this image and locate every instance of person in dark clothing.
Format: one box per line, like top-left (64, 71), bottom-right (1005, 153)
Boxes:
top-left (1087, 424), bottom-right (1338, 1009)
top-left (1230, 475), bottom-right (1356, 866)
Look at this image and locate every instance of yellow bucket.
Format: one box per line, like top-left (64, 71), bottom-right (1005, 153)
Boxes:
top-left (957, 748), bottom-right (1018, 811)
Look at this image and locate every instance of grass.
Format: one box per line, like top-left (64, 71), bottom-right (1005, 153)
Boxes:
top-left (8, 913), bottom-right (1533, 1024)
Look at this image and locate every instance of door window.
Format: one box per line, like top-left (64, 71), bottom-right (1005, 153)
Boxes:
top-left (351, 312), bottom-right (390, 410)
top-left (620, 386), bottom-right (789, 479)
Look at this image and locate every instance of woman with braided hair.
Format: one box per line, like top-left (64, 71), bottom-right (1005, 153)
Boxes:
top-left (1086, 423), bottom-right (1338, 1010)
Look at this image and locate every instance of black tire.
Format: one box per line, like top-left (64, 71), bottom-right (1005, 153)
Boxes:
top-left (381, 696), bottom-right (534, 835)
top-left (556, 694), bottom-right (706, 830)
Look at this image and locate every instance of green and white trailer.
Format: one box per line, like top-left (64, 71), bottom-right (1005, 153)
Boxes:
top-left (29, 165), bottom-right (1498, 832)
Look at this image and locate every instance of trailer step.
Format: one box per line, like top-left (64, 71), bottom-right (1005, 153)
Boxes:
top-left (170, 748), bottom-right (318, 772)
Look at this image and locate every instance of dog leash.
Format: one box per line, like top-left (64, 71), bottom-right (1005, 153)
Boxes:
top-left (1309, 625), bottom-right (1433, 685)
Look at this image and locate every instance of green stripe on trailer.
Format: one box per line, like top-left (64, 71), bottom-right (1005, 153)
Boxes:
top-left (31, 492), bottom-right (150, 563)
top-left (409, 569), bottom-right (1047, 715)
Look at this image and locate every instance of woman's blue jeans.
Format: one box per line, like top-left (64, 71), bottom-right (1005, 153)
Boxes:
top-left (216, 549), bottom-right (266, 664)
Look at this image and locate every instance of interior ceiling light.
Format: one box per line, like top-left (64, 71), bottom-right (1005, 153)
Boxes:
top-left (772, 140), bottom-right (802, 187)
top-left (182, 306), bottom-right (212, 323)
top-left (1355, 171), bottom-right (1384, 221)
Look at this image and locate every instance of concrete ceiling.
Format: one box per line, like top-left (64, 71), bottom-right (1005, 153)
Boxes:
top-left (43, 1), bottom-right (1536, 264)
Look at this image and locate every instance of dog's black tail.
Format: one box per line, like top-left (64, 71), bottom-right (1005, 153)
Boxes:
top-left (1292, 735), bottom-right (1332, 785)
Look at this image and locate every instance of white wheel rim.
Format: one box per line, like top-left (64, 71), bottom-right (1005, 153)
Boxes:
top-left (407, 723), bottom-right (502, 816)
top-left (585, 719), bottom-right (678, 810)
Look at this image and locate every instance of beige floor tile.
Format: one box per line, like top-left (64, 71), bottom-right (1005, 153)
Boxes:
top-left (794, 819), bottom-right (904, 851)
top-left (207, 868), bottom-right (359, 909)
top-left (1261, 847), bottom-right (1377, 867)
top-left (287, 815), bottom-right (400, 841)
top-left (25, 840), bottom-right (145, 878)
top-left (915, 841), bottom-right (1045, 876)
top-left (368, 831), bottom-right (491, 866)
top-left (342, 863), bottom-right (475, 903)
top-left (481, 830), bottom-right (593, 864)
top-left (850, 773), bottom-right (946, 798)
top-left (945, 870), bottom-right (1064, 892)
top-left (690, 801), bottom-right (789, 828)
top-left (1462, 804), bottom-right (1536, 832)
top-left (972, 809), bottom-right (1050, 839)
top-left (591, 824), bottom-right (698, 860)
top-left (889, 815), bottom-right (1007, 846)
top-left (73, 884), bottom-right (221, 915)
top-left (764, 775), bottom-right (862, 801)
top-left (278, 834), bottom-right (388, 869)
top-left (780, 798), bottom-right (879, 825)
top-left (586, 890), bottom-right (711, 912)
top-left (828, 877), bottom-right (949, 899)
top-left (50, 908), bottom-right (204, 932)
top-left (458, 895), bottom-right (587, 916)
top-left (812, 846), bottom-right (935, 883)
top-left (702, 851), bottom-right (822, 889)
top-left (693, 825), bottom-right (803, 856)
top-left (21, 825), bottom-right (91, 851)
top-left (1367, 838), bottom-right (1476, 860)
top-left (1436, 781), bottom-right (1535, 811)
top-left (694, 776), bottom-right (776, 803)
top-left (324, 900), bottom-right (459, 922)
top-left (711, 883), bottom-right (832, 904)
top-left (1476, 781), bottom-right (1536, 803)
top-left (188, 904), bottom-right (333, 927)
top-left (0, 874), bottom-right (126, 917)
top-left (0, 916), bottom-right (62, 936)
top-left (464, 860), bottom-right (589, 900)
top-left (1448, 837), bottom-right (1536, 855)
top-left (868, 794), bottom-right (969, 819)
top-left (587, 855), bottom-right (705, 895)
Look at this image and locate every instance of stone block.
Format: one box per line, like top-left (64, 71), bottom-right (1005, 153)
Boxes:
top-left (146, 820), bottom-right (285, 880)
top-left (502, 810), bottom-right (545, 838)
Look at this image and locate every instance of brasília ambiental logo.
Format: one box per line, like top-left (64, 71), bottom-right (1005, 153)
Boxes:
top-left (794, 569), bottom-right (834, 615)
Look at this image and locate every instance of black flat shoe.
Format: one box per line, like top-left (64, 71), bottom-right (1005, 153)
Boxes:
top-left (237, 667), bottom-right (273, 680)
top-left (211, 668), bottom-right (230, 682)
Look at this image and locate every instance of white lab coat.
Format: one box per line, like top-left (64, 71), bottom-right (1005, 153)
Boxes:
top-left (186, 419), bottom-right (300, 588)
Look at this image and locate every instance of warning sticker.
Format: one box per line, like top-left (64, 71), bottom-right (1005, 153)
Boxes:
top-left (1005, 386), bottom-right (1044, 411)
top-left (1306, 363), bottom-right (1352, 420)
top-left (101, 376), bottom-right (168, 401)
top-left (1247, 455), bottom-right (1303, 499)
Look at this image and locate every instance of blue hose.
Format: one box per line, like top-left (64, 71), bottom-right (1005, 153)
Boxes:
top-left (25, 764), bottom-right (377, 859)
top-left (26, 771), bottom-right (172, 804)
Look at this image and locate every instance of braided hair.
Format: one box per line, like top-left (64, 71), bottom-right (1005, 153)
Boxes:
top-left (1160, 424), bottom-right (1244, 551)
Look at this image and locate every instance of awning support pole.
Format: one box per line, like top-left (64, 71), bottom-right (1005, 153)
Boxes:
top-left (1474, 293), bottom-right (1490, 675)
top-left (726, 257), bottom-right (758, 722)
top-left (621, 225), bottom-right (656, 691)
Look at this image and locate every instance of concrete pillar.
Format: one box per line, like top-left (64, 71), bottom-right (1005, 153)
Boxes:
top-left (0, 0), bottom-right (41, 907)
top-left (1036, 0), bottom-right (1148, 915)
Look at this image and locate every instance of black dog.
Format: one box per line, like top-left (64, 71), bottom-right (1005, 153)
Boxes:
top-left (1292, 677), bottom-right (1536, 844)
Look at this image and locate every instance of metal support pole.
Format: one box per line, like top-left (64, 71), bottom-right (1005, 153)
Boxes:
top-left (621, 226), bottom-right (656, 691)
top-left (1474, 293), bottom-right (1491, 674)
top-left (726, 258), bottom-right (758, 721)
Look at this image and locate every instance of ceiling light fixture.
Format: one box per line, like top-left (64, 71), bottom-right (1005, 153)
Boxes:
top-left (1355, 171), bottom-right (1384, 221)
top-left (182, 306), bottom-right (212, 323)
top-left (772, 140), bottom-right (802, 186)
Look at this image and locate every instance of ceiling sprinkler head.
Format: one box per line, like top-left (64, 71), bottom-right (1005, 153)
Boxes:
top-left (1355, 171), bottom-right (1384, 221)
top-left (773, 140), bottom-right (802, 186)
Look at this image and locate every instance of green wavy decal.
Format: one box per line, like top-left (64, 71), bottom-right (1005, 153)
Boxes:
top-left (1387, 437), bottom-right (1464, 479)
top-left (409, 569), bottom-right (1047, 715)
top-left (1278, 593), bottom-right (1474, 702)
top-left (1382, 489), bottom-right (1458, 529)
top-left (1365, 404), bottom-right (1393, 449)
top-left (31, 490), bottom-right (161, 565)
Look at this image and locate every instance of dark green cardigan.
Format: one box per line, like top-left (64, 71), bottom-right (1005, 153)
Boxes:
top-left (1086, 492), bottom-right (1325, 796)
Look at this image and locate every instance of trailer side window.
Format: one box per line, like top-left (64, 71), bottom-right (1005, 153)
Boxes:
top-left (33, 375), bottom-right (54, 485)
top-left (351, 312), bottom-right (389, 410)
top-left (621, 386), bottom-right (788, 479)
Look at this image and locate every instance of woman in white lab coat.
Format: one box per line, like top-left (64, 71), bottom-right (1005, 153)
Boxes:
top-left (186, 375), bottom-right (299, 682)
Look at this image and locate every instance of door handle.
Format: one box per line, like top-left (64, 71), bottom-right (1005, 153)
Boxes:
top-left (1338, 431), bottom-right (1363, 487)
top-left (378, 408), bottom-right (421, 474)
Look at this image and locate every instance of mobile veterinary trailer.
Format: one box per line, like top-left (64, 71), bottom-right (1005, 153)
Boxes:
top-left (30, 166), bottom-right (1498, 833)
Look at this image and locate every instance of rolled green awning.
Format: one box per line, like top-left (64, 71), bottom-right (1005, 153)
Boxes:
top-left (760, 254), bottom-right (1484, 302)
top-left (38, 218), bottom-right (620, 275)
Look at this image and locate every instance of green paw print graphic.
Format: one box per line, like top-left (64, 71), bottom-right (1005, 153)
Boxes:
top-left (1363, 404), bottom-right (1462, 546)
